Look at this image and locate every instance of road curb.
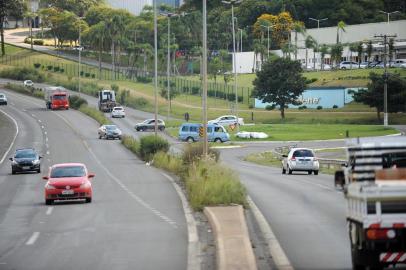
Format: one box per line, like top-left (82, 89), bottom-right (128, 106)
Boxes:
top-left (247, 196), bottom-right (294, 270)
top-left (162, 173), bottom-right (201, 270)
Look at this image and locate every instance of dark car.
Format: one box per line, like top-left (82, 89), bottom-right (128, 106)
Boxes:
top-left (98, 124), bottom-right (122, 140)
top-left (135, 119), bottom-right (165, 131)
top-left (10, 148), bottom-right (42, 174)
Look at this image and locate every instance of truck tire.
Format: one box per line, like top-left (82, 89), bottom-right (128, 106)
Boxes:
top-left (314, 170), bottom-right (319, 175)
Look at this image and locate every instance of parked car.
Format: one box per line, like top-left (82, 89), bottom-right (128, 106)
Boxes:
top-left (359, 62), bottom-right (369, 69)
top-left (208, 115), bottom-right (244, 126)
top-left (367, 61), bottom-right (381, 68)
top-left (72, 46), bottom-right (84, 51)
top-left (43, 163), bottom-right (94, 205)
top-left (178, 123), bottom-right (230, 143)
top-left (10, 148), bottom-right (42, 174)
top-left (0, 93), bottom-right (7, 105)
top-left (321, 64), bottom-right (331, 70)
top-left (392, 59), bottom-right (406, 68)
top-left (135, 119), bottom-right (165, 131)
top-left (111, 106), bottom-right (125, 118)
top-left (23, 80), bottom-right (34, 87)
top-left (339, 61), bottom-right (359, 69)
top-left (282, 148), bottom-right (319, 175)
top-left (98, 124), bottom-right (122, 140)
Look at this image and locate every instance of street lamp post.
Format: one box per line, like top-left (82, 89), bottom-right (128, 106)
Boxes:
top-left (379, 10), bottom-right (400, 24)
top-left (260, 24), bottom-right (274, 59)
top-left (309, 17), bottom-right (328, 29)
top-left (202, 0), bottom-right (208, 157)
top-left (222, 0), bottom-right (242, 133)
top-left (153, 0), bottom-right (158, 135)
top-left (238, 28), bottom-right (243, 52)
top-left (78, 18), bottom-right (85, 97)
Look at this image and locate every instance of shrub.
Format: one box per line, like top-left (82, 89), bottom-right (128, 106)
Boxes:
top-left (33, 63), bottom-right (41, 69)
top-left (182, 143), bottom-right (220, 165)
top-left (333, 105), bottom-right (338, 109)
top-left (0, 67), bottom-right (45, 82)
top-left (78, 105), bottom-right (111, 125)
top-left (298, 105), bottom-right (307, 110)
top-left (33, 39), bottom-right (44, 45)
top-left (53, 66), bottom-right (60, 72)
top-left (248, 104), bottom-right (254, 109)
top-left (80, 71), bottom-right (84, 76)
top-left (121, 135), bottom-right (140, 156)
top-left (130, 97), bottom-right (149, 108)
top-left (85, 72), bottom-right (90, 77)
top-left (47, 65), bottom-right (53, 71)
top-left (139, 135), bottom-right (169, 161)
top-left (136, 76), bottom-right (152, 83)
top-left (111, 84), bottom-right (119, 92)
top-left (265, 104), bottom-right (276, 111)
top-left (60, 68), bottom-right (64, 73)
top-left (91, 74), bottom-right (96, 78)
top-left (191, 86), bottom-right (200, 95)
top-left (5, 83), bottom-right (43, 98)
top-left (317, 105), bottom-right (323, 110)
top-left (69, 95), bottom-right (88, 109)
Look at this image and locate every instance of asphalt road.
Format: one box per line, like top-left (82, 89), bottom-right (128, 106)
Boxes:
top-left (0, 90), bottom-right (188, 270)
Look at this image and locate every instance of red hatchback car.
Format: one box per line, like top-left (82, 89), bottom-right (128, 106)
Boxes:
top-left (43, 163), bottom-right (94, 205)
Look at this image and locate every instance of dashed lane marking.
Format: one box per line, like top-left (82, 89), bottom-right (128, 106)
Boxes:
top-left (46, 207), bottom-right (53, 215)
top-left (25, 232), bottom-right (40, 245)
top-left (0, 109), bottom-right (19, 164)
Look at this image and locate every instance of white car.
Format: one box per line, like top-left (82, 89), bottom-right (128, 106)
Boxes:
top-left (392, 59), bottom-right (406, 68)
top-left (339, 61), bottom-right (359, 69)
top-left (0, 93), bottom-right (7, 105)
top-left (23, 80), bottom-right (34, 87)
top-left (111, 106), bottom-right (125, 118)
top-left (282, 148), bottom-right (319, 175)
top-left (208, 115), bottom-right (244, 126)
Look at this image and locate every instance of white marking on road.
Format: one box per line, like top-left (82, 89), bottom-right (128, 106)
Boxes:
top-left (46, 151), bottom-right (50, 155)
top-left (25, 232), bottom-right (40, 245)
top-left (0, 262), bottom-right (6, 265)
top-left (41, 125), bottom-right (44, 129)
top-left (38, 119), bottom-right (41, 123)
top-left (46, 207), bottom-right (53, 215)
top-left (45, 137), bottom-right (48, 142)
top-left (47, 159), bottom-right (51, 162)
top-left (31, 114), bottom-right (35, 117)
top-left (44, 131), bottom-right (47, 135)
top-left (0, 109), bottom-right (19, 164)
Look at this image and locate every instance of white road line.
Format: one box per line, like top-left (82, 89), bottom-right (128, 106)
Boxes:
top-left (25, 232), bottom-right (40, 245)
top-left (46, 207), bottom-right (53, 215)
top-left (45, 137), bottom-right (49, 142)
top-left (38, 119), bottom-right (41, 123)
top-left (47, 159), bottom-right (51, 162)
top-left (44, 131), bottom-right (47, 135)
top-left (41, 125), bottom-right (44, 129)
top-left (46, 151), bottom-right (50, 155)
top-left (0, 109), bottom-right (19, 164)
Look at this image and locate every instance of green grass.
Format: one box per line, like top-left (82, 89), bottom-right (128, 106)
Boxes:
top-left (78, 105), bottom-right (111, 125)
top-left (3, 44), bottom-right (25, 55)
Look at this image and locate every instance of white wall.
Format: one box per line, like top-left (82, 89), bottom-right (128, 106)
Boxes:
top-left (232, 52), bottom-right (262, 74)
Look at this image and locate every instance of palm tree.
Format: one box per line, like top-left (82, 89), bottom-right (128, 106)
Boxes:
top-left (388, 38), bottom-right (395, 61)
top-left (292, 21), bottom-right (306, 60)
top-left (366, 40), bottom-right (373, 62)
top-left (319, 44), bottom-right (329, 70)
top-left (357, 42), bottom-right (364, 67)
top-left (336, 21), bottom-right (346, 44)
top-left (85, 21), bottom-right (107, 79)
top-left (252, 39), bottom-right (265, 72)
top-left (330, 43), bottom-right (344, 68)
top-left (349, 42), bottom-right (358, 69)
top-left (312, 39), bottom-right (319, 70)
top-left (305, 35), bottom-right (316, 70)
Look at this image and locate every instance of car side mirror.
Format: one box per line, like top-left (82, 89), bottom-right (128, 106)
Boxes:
top-left (9, 157), bottom-right (13, 161)
top-left (88, 173), bottom-right (95, 179)
top-left (42, 176), bottom-right (49, 180)
top-left (334, 171), bottom-right (345, 189)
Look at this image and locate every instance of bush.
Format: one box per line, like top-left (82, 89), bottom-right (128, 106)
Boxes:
top-left (248, 104), bottom-right (254, 109)
top-left (69, 95), bottom-right (88, 109)
top-left (317, 105), bottom-right (323, 110)
top-left (85, 72), bottom-right (90, 77)
top-left (111, 84), bottom-right (119, 92)
top-left (182, 143), bottom-right (220, 165)
top-left (33, 39), bottom-right (44, 45)
top-left (139, 135), bottom-right (169, 161)
top-left (121, 135), bottom-right (140, 156)
top-left (333, 105), bottom-right (338, 109)
top-left (47, 65), bottom-right (53, 71)
top-left (60, 68), bottom-right (64, 73)
top-left (80, 71), bottom-right (84, 76)
top-left (191, 86), bottom-right (200, 95)
top-left (265, 104), bottom-right (276, 111)
top-left (78, 105), bottom-right (111, 125)
top-left (0, 67), bottom-right (45, 82)
top-left (91, 74), bottom-right (96, 78)
top-left (53, 66), bottom-right (60, 72)
top-left (33, 63), bottom-right (41, 69)
top-left (298, 105), bottom-right (307, 110)
top-left (5, 83), bottom-right (43, 98)
top-left (136, 76), bottom-right (152, 83)
top-left (130, 96), bottom-right (149, 109)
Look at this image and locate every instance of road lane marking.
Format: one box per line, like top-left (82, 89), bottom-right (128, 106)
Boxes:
top-left (38, 119), bottom-right (41, 123)
top-left (46, 207), bottom-right (53, 215)
top-left (0, 109), bottom-right (19, 164)
top-left (46, 151), bottom-right (50, 155)
top-left (41, 125), bottom-right (44, 129)
top-left (25, 232), bottom-right (40, 245)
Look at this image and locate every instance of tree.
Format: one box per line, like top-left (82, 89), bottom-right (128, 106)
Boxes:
top-left (349, 42), bottom-right (358, 69)
top-left (83, 21), bottom-right (107, 79)
top-left (40, 0), bottom-right (102, 16)
top-left (319, 44), bottom-right (329, 70)
top-left (353, 72), bottom-right (406, 121)
top-left (330, 43), bottom-right (343, 68)
top-left (0, 0), bottom-right (25, 55)
top-left (253, 57), bottom-right (307, 119)
top-left (292, 21), bottom-right (306, 60)
top-left (388, 38), bottom-right (395, 61)
top-left (304, 35), bottom-right (316, 70)
top-left (366, 40), bottom-right (373, 62)
top-left (357, 42), bottom-right (364, 67)
top-left (253, 12), bottom-right (294, 48)
top-left (336, 20), bottom-right (346, 44)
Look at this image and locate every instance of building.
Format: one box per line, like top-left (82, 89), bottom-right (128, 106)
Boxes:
top-left (107, 0), bottom-right (184, 15)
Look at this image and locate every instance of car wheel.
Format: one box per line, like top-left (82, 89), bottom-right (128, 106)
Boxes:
top-left (11, 169), bottom-right (16, 175)
top-left (159, 127), bottom-right (165, 131)
top-left (86, 197), bottom-right (92, 203)
top-left (282, 167), bottom-right (286, 174)
top-left (214, 138), bottom-right (222, 143)
top-left (45, 199), bottom-right (53, 205)
top-left (314, 170), bottom-right (319, 175)
top-left (288, 166), bottom-right (293, 174)
top-left (37, 168), bottom-right (41, 174)
top-left (187, 137), bottom-right (194, 143)
top-left (98, 134), bottom-right (102, 139)
top-left (308, 171), bottom-right (312, 175)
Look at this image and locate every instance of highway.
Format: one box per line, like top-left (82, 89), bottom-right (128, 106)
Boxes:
top-left (0, 89), bottom-right (188, 270)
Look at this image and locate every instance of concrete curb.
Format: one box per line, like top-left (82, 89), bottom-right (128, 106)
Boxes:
top-left (204, 205), bottom-right (257, 270)
top-left (247, 196), bottom-right (294, 270)
top-left (161, 173), bottom-right (201, 270)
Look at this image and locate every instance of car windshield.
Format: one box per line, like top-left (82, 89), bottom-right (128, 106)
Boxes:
top-left (15, 151), bottom-right (36, 159)
top-left (105, 125), bottom-right (118, 130)
top-left (0, 94), bottom-right (4, 98)
top-left (293, 149), bottom-right (314, 157)
top-left (50, 166), bottom-right (86, 178)
top-left (114, 107), bottom-right (123, 111)
top-left (53, 95), bottom-right (66, 100)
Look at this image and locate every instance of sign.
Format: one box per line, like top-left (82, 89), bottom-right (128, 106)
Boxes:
top-left (199, 126), bottom-right (204, 137)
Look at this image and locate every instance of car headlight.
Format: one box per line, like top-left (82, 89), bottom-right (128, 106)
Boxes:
top-left (32, 159), bottom-right (40, 165)
top-left (45, 183), bottom-right (56, 190)
top-left (80, 182), bottom-right (91, 188)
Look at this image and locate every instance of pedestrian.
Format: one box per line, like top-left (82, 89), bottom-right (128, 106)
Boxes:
top-left (184, 112), bottom-right (190, 122)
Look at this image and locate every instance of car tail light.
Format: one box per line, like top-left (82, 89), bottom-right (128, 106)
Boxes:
top-left (290, 157), bottom-right (296, 161)
top-left (366, 229), bottom-right (396, 240)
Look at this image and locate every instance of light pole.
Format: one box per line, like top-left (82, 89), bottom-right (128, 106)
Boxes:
top-left (202, 0), bottom-right (208, 157)
top-left (77, 17), bottom-right (85, 97)
top-left (309, 17), bottom-right (328, 29)
top-left (238, 28), bottom-right (243, 52)
top-left (379, 10), bottom-right (400, 24)
top-left (153, 0), bottom-right (158, 135)
top-left (260, 24), bottom-right (274, 59)
top-left (222, 0), bottom-right (242, 133)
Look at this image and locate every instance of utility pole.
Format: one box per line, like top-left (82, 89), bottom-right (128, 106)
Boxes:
top-left (78, 22), bottom-right (82, 97)
top-left (153, 0), bottom-right (158, 135)
top-left (374, 34), bottom-right (397, 126)
top-left (202, 0), bottom-right (208, 157)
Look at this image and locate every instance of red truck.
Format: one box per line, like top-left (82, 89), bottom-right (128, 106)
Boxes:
top-left (44, 87), bottom-right (69, 110)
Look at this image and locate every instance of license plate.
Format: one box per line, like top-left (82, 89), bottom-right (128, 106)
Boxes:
top-left (22, 166), bottom-right (30, 170)
top-left (62, 190), bottom-right (74, 195)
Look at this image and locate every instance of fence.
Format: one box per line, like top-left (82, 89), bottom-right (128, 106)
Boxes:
top-left (0, 54), bottom-right (254, 105)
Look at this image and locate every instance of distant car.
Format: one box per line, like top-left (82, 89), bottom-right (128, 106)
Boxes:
top-left (72, 46), bottom-right (84, 51)
top-left (178, 123), bottom-right (230, 143)
top-left (208, 115), bottom-right (244, 126)
top-left (282, 148), bottom-right (319, 175)
top-left (43, 163), bottom-right (94, 205)
top-left (98, 124), bottom-right (122, 139)
top-left (135, 119), bottom-right (165, 131)
top-left (367, 61), bottom-right (381, 68)
top-left (374, 62), bottom-right (393, 69)
top-left (392, 59), bottom-right (406, 68)
top-left (23, 80), bottom-right (34, 87)
top-left (339, 61), bottom-right (359, 69)
top-left (0, 93), bottom-right (7, 105)
top-left (321, 64), bottom-right (331, 70)
top-left (359, 62), bottom-right (369, 69)
top-left (111, 106), bottom-right (125, 118)
top-left (10, 148), bottom-right (42, 174)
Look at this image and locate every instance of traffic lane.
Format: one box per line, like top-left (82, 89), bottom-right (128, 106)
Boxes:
top-left (0, 91), bottom-right (187, 270)
top-left (0, 109), bottom-right (16, 163)
top-left (221, 151), bottom-right (351, 270)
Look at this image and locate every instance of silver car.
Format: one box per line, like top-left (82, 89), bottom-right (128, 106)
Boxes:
top-left (282, 148), bottom-right (319, 175)
top-left (0, 93), bottom-right (7, 105)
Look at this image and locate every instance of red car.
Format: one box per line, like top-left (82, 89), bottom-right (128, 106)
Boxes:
top-left (43, 163), bottom-right (94, 205)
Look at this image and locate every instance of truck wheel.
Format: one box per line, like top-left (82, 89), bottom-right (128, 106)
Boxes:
top-left (314, 170), bottom-right (319, 175)
top-left (308, 171), bottom-right (312, 174)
